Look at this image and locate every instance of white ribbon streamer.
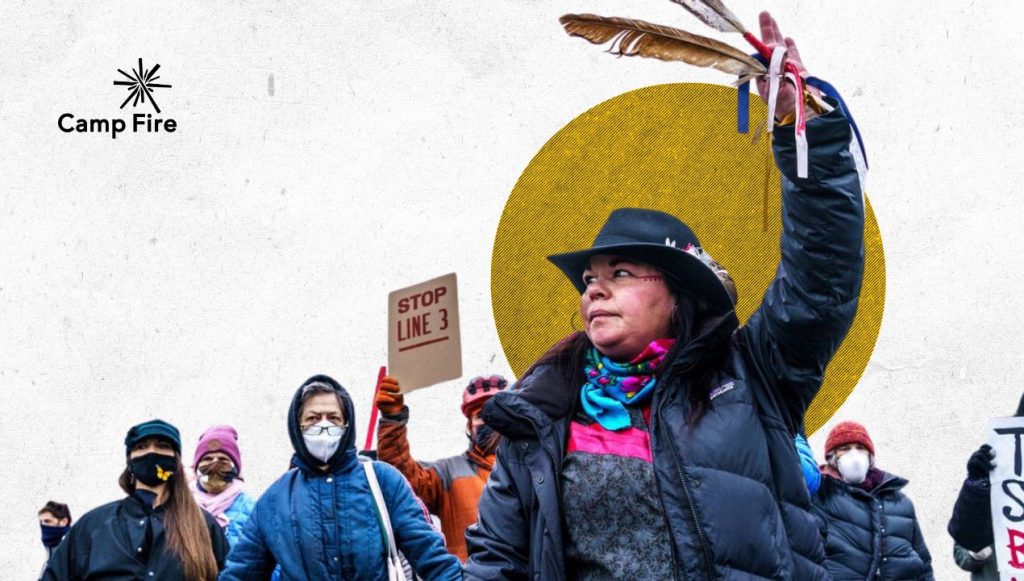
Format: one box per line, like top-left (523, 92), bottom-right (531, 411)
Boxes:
top-left (785, 70), bottom-right (808, 178)
top-left (765, 46), bottom-right (786, 134)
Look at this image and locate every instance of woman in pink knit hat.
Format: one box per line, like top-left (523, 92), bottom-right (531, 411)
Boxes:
top-left (811, 421), bottom-right (933, 580)
top-left (190, 425), bottom-right (256, 548)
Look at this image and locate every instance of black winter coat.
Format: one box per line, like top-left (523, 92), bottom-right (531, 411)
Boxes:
top-left (41, 494), bottom-right (228, 580)
top-left (812, 472), bottom-right (934, 580)
top-left (949, 476), bottom-right (993, 552)
top-left (465, 106), bottom-right (864, 580)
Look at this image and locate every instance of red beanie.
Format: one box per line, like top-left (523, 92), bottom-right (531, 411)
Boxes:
top-left (193, 425), bottom-right (242, 476)
top-left (825, 421), bottom-right (875, 457)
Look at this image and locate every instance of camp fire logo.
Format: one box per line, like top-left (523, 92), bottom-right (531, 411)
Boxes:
top-left (113, 58), bottom-right (171, 114)
top-left (58, 57), bottom-right (178, 139)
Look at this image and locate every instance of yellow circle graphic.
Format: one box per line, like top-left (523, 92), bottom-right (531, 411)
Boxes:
top-left (491, 83), bottom-right (884, 435)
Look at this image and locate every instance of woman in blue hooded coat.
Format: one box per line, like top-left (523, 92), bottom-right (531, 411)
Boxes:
top-left (220, 374), bottom-right (461, 581)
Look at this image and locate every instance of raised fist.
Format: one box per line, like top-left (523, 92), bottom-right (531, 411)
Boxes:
top-left (376, 376), bottom-right (404, 416)
top-left (967, 444), bottom-right (996, 481)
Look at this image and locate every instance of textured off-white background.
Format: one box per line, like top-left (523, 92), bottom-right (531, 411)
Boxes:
top-left (1, 1), bottom-right (1018, 578)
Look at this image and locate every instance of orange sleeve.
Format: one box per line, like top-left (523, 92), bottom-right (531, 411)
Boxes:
top-left (376, 412), bottom-right (443, 513)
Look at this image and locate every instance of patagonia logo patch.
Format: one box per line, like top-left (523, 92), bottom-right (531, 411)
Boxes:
top-left (709, 381), bottom-right (735, 401)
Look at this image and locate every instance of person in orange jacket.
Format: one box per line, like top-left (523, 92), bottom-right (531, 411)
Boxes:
top-left (376, 374), bottom-right (508, 562)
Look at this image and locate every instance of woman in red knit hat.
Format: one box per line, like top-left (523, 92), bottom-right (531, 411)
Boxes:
top-left (812, 421), bottom-right (934, 580)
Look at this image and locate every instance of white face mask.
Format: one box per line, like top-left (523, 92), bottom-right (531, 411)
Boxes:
top-left (302, 420), bottom-right (345, 464)
top-left (837, 449), bottom-right (871, 484)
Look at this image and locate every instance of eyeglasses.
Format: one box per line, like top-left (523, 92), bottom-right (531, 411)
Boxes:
top-left (302, 424), bottom-right (347, 436)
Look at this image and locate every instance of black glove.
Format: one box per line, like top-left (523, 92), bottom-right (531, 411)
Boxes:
top-left (967, 444), bottom-right (996, 481)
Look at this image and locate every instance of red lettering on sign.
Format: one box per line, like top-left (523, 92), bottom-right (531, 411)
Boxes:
top-left (397, 313), bottom-right (434, 342)
top-left (396, 287), bottom-right (448, 314)
top-left (1008, 528), bottom-right (1024, 569)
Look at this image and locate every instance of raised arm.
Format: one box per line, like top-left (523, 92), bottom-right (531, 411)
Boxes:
top-left (376, 376), bottom-right (445, 512)
top-left (738, 13), bottom-right (865, 432)
top-left (741, 101), bottom-right (863, 431)
top-left (948, 444), bottom-right (996, 551)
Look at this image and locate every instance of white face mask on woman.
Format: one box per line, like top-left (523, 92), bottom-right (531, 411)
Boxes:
top-left (302, 420), bottom-right (345, 463)
top-left (837, 449), bottom-right (871, 484)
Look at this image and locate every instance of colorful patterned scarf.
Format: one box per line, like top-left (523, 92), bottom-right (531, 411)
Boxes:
top-left (581, 338), bottom-right (675, 431)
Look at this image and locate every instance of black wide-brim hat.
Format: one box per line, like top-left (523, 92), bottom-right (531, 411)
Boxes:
top-left (547, 208), bottom-right (734, 314)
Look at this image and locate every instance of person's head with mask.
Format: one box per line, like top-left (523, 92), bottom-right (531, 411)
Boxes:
top-left (121, 420), bottom-right (185, 501)
top-left (288, 375), bottom-right (355, 472)
top-left (193, 425), bottom-right (243, 494)
top-left (824, 421), bottom-right (876, 487)
top-left (118, 419), bottom-right (222, 579)
top-left (461, 375), bottom-right (509, 455)
top-left (38, 501), bottom-right (72, 553)
top-left (220, 375), bottom-right (461, 579)
top-left (815, 420), bottom-right (937, 577)
top-left (812, 420), bottom-right (933, 579)
top-left (189, 425), bottom-right (257, 548)
top-left (41, 419), bottom-right (226, 580)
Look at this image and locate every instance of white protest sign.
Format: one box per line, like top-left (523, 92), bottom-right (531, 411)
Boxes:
top-left (388, 273), bottom-right (462, 393)
top-left (988, 417), bottom-right (1024, 579)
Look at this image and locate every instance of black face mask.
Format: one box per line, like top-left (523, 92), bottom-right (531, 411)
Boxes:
top-left (40, 524), bottom-right (69, 548)
top-left (473, 424), bottom-right (499, 453)
top-left (129, 452), bottom-right (178, 487)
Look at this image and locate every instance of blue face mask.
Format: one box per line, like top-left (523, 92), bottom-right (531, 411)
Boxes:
top-left (41, 523), bottom-right (69, 548)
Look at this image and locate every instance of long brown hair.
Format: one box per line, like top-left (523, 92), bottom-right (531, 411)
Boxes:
top-left (120, 453), bottom-right (219, 580)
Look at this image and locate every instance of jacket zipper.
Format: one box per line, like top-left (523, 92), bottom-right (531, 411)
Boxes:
top-left (648, 415), bottom-right (683, 581)
top-left (658, 399), bottom-right (715, 581)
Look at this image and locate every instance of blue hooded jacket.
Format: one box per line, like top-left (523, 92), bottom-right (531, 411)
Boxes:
top-left (223, 491), bottom-right (256, 548)
top-left (220, 374), bottom-right (461, 581)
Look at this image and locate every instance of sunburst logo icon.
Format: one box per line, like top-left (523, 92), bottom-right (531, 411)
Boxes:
top-left (113, 58), bottom-right (171, 114)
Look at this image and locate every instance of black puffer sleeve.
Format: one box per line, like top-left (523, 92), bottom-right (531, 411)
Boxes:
top-left (740, 103), bottom-right (865, 433)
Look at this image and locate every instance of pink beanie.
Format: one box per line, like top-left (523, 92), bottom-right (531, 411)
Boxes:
top-left (193, 425), bottom-right (242, 475)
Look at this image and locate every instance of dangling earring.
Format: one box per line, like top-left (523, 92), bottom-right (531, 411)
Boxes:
top-left (570, 311), bottom-right (582, 333)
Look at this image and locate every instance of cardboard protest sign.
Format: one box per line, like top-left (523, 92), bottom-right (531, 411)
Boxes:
top-left (989, 417), bottom-right (1024, 578)
top-left (388, 273), bottom-right (461, 393)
